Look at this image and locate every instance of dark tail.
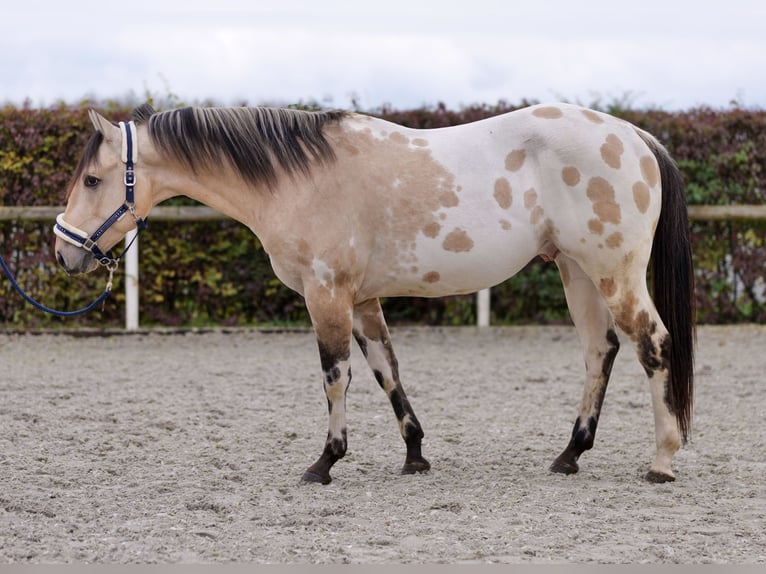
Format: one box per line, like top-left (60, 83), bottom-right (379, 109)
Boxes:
top-left (638, 129), bottom-right (696, 440)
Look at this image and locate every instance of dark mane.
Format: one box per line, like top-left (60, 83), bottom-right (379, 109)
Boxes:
top-left (142, 105), bottom-right (347, 189)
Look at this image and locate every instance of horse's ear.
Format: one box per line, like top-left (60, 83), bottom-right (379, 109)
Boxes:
top-left (88, 110), bottom-right (119, 141)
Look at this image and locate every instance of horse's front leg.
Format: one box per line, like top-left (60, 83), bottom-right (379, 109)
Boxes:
top-left (302, 290), bottom-right (355, 485)
top-left (352, 299), bottom-right (430, 475)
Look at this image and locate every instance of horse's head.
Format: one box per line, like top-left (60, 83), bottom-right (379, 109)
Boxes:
top-left (55, 110), bottom-right (151, 275)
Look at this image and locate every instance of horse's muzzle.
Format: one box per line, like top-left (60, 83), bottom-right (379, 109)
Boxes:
top-left (55, 242), bottom-right (99, 275)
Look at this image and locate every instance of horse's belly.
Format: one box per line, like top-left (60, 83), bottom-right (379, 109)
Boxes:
top-left (359, 231), bottom-right (536, 300)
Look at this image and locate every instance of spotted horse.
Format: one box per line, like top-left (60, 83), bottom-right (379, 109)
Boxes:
top-left (54, 102), bottom-right (695, 484)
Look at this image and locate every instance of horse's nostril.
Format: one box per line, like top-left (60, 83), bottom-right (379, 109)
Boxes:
top-left (56, 251), bottom-right (68, 270)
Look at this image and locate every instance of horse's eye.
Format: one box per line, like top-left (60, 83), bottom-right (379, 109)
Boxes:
top-left (84, 175), bottom-right (101, 188)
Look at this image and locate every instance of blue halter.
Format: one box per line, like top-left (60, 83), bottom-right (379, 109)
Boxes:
top-left (54, 121), bottom-right (148, 267)
top-left (0, 120), bottom-right (148, 317)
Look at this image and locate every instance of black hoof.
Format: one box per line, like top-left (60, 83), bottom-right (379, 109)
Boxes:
top-left (644, 470), bottom-right (675, 483)
top-left (401, 458), bottom-right (431, 475)
top-left (550, 456), bottom-right (579, 475)
top-left (301, 470), bottom-right (332, 485)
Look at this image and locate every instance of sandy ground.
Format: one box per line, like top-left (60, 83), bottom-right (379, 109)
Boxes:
top-left (1, 324), bottom-right (764, 564)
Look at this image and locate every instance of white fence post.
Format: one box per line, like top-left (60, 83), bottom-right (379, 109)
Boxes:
top-left (477, 288), bottom-right (490, 327)
top-left (124, 229), bottom-right (139, 330)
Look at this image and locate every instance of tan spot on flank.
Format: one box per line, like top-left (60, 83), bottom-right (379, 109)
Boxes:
top-left (524, 188), bottom-right (538, 209)
top-left (442, 228), bottom-right (474, 252)
top-left (632, 181), bottom-right (651, 213)
top-left (439, 190), bottom-right (459, 207)
top-left (532, 106), bottom-right (564, 119)
top-left (423, 221), bottom-right (441, 238)
top-left (606, 232), bottom-right (623, 248)
top-left (389, 132), bottom-right (409, 145)
top-left (599, 277), bottom-right (617, 298)
top-left (588, 218), bottom-right (605, 235)
top-left (581, 109), bottom-right (605, 124)
top-left (412, 138), bottom-right (428, 147)
top-left (422, 271), bottom-right (440, 283)
top-left (493, 178), bottom-right (513, 209)
top-left (640, 155), bottom-right (660, 188)
top-left (500, 219), bottom-right (512, 230)
top-left (562, 166), bottom-right (581, 187)
top-left (600, 133), bottom-right (625, 169)
top-left (530, 205), bottom-right (544, 224)
top-left (586, 177), bottom-right (621, 224)
top-left (505, 149), bottom-right (526, 172)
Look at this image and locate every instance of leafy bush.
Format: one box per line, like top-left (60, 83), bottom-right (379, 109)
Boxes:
top-left (1, 100), bottom-right (764, 328)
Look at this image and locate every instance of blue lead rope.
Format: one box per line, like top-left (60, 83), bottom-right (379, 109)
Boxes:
top-left (0, 251), bottom-right (113, 317)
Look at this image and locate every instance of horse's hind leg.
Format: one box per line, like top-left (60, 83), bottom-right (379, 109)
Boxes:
top-left (550, 255), bottom-right (620, 475)
top-left (603, 280), bottom-right (681, 482)
top-left (352, 299), bottom-right (430, 475)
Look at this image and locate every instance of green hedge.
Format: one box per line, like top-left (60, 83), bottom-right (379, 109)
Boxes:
top-left (1, 100), bottom-right (765, 328)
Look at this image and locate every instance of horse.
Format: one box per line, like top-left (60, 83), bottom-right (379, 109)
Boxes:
top-left (54, 102), bottom-right (695, 484)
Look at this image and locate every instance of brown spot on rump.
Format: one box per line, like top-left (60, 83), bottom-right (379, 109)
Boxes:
top-left (632, 181), bottom-right (651, 213)
top-left (640, 155), bottom-right (660, 188)
top-left (586, 177), bottom-right (621, 224)
top-left (588, 218), bottom-right (604, 235)
top-left (523, 188), bottom-right (538, 209)
top-left (493, 178), bottom-right (513, 209)
top-left (532, 106), bottom-right (564, 119)
top-left (600, 133), bottom-right (624, 169)
top-left (423, 221), bottom-right (441, 238)
top-left (412, 138), bottom-right (428, 147)
top-left (581, 109), bottom-right (605, 124)
top-left (389, 132), bottom-right (409, 145)
top-left (505, 149), bottom-right (526, 172)
top-left (605, 231), bottom-right (623, 248)
top-left (422, 271), bottom-right (440, 283)
top-left (562, 166), bottom-right (581, 187)
top-left (499, 219), bottom-right (512, 230)
top-left (599, 277), bottom-right (617, 298)
top-left (442, 228), bottom-right (474, 252)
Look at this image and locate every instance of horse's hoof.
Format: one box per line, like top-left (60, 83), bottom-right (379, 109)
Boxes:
top-left (644, 470), bottom-right (676, 483)
top-left (401, 458), bottom-right (431, 475)
top-left (550, 456), bottom-right (579, 475)
top-left (301, 470), bottom-right (332, 485)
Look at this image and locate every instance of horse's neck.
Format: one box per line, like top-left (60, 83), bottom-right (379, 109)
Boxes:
top-left (152, 165), bottom-right (266, 231)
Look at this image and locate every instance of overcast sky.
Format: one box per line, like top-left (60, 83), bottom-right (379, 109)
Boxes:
top-left (3, 0), bottom-right (765, 111)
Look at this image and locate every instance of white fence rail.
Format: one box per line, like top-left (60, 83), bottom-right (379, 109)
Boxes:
top-left (3, 205), bottom-right (766, 329)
